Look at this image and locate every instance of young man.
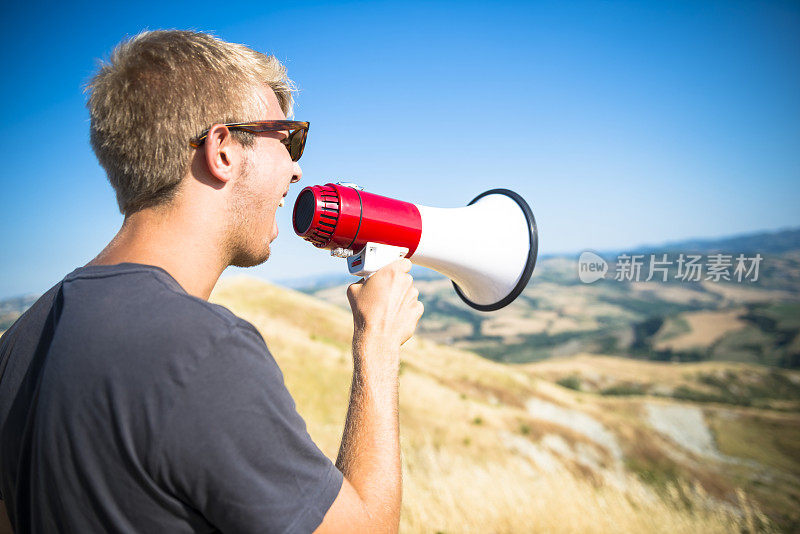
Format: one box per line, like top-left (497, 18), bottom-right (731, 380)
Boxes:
top-left (0, 30), bottom-right (422, 533)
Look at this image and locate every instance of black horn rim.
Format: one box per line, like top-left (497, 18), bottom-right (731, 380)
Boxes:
top-left (452, 189), bottom-right (538, 312)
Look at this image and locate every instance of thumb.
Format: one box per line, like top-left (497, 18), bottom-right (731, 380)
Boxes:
top-left (347, 280), bottom-right (363, 301)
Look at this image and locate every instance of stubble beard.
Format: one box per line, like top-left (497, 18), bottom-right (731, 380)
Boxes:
top-left (225, 156), bottom-right (272, 268)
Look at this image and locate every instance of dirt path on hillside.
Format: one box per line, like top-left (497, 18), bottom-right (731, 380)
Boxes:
top-left (525, 397), bottom-right (623, 462)
top-left (645, 403), bottom-right (724, 460)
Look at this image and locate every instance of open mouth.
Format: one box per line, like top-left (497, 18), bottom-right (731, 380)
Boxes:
top-left (279, 191), bottom-right (288, 208)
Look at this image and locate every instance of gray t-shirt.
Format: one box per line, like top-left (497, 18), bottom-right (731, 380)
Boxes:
top-left (0, 263), bottom-right (342, 533)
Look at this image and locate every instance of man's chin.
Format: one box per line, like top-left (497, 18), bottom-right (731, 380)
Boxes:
top-left (230, 246), bottom-right (271, 268)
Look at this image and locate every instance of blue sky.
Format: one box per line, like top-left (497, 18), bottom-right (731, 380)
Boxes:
top-left (1, 1), bottom-right (798, 298)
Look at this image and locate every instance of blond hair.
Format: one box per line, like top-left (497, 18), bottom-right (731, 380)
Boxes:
top-left (86, 30), bottom-right (295, 215)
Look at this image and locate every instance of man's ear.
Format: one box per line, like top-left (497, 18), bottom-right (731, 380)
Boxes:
top-left (203, 124), bottom-right (239, 184)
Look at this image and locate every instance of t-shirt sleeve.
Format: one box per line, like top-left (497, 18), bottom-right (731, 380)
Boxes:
top-left (155, 323), bottom-right (343, 534)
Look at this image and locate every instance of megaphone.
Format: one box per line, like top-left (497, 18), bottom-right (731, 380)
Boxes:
top-left (292, 182), bottom-right (538, 311)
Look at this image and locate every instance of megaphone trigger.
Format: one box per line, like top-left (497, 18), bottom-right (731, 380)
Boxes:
top-left (347, 242), bottom-right (410, 278)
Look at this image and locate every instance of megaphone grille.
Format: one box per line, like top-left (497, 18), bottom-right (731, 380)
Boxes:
top-left (293, 189), bottom-right (316, 234)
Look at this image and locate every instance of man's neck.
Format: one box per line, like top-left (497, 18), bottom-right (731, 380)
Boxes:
top-left (88, 206), bottom-right (229, 301)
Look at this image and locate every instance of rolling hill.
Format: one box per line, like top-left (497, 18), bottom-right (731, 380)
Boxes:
top-left (303, 227), bottom-right (800, 369)
top-left (209, 276), bottom-right (798, 532)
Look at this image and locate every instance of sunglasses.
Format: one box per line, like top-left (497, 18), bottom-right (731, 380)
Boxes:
top-left (190, 120), bottom-right (309, 161)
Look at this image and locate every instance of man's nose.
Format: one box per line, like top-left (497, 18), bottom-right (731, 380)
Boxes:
top-left (290, 161), bottom-right (302, 183)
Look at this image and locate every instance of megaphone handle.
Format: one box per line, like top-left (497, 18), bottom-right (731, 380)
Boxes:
top-left (347, 242), bottom-right (409, 278)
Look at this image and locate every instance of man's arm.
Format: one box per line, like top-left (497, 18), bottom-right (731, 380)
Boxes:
top-left (315, 259), bottom-right (423, 534)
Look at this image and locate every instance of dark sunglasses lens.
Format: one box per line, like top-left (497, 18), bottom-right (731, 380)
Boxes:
top-left (290, 129), bottom-right (306, 161)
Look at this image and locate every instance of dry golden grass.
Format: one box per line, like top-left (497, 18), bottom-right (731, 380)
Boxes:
top-left (628, 282), bottom-right (719, 305)
top-left (654, 309), bottom-right (748, 351)
top-left (482, 310), bottom-right (555, 337)
top-left (401, 443), bottom-right (768, 534)
top-left (418, 319), bottom-right (475, 345)
top-left (210, 277), bottom-right (780, 533)
top-left (522, 352), bottom-right (796, 390)
top-left (700, 282), bottom-right (796, 303)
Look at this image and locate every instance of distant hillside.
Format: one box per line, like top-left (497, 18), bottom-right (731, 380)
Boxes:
top-left (209, 276), bottom-right (799, 532)
top-left (0, 294), bottom-right (38, 332)
top-left (633, 227), bottom-right (800, 255)
top-left (304, 227), bottom-right (800, 368)
top-left (285, 226), bottom-right (800, 289)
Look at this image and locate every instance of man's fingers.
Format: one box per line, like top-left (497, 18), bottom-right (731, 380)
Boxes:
top-left (403, 285), bottom-right (420, 306)
top-left (370, 259), bottom-right (411, 281)
top-left (394, 258), bottom-right (412, 273)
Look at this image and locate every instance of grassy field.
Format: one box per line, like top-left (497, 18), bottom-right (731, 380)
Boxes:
top-left (211, 276), bottom-right (798, 532)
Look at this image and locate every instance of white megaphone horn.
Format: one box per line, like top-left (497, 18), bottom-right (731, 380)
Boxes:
top-left (292, 182), bottom-right (538, 311)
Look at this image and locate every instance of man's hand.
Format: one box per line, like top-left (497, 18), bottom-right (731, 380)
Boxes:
top-left (346, 258), bottom-right (424, 350)
top-left (315, 259), bottom-right (423, 534)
